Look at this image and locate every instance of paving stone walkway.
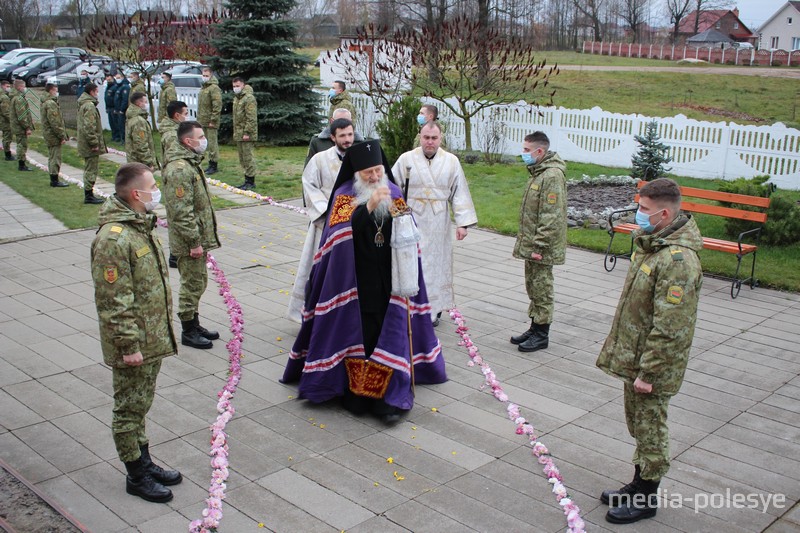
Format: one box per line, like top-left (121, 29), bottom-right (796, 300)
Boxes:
top-left (0, 185), bottom-right (798, 532)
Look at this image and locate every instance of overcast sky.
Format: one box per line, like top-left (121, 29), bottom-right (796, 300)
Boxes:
top-left (734, 0), bottom-right (789, 30)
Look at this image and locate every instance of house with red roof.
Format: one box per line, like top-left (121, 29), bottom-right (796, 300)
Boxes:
top-left (676, 8), bottom-right (756, 45)
top-left (757, 1), bottom-right (800, 50)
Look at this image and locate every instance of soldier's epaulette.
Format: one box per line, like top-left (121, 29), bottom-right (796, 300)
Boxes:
top-left (106, 225), bottom-right (124, 240)
top-left (669, 246), bottom-right (684, 261)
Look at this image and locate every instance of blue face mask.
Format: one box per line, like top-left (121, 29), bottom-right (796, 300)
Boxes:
top-left (635, 209), bottom-right (657, 233)
top-left (521, 152), bottom-right (535, 166)
top-left (159, 79), bottom-right (165, 86)
top-left (115, 78), bottom-right (123, 84)
top-left (417, 114), bottom-right (426, 126)
top-left (328, 88), bottom-right (336, 99)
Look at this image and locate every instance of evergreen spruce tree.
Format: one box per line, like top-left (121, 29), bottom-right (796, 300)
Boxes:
top-left (631, 120), bottom-right (673, 181)
top-left (208, 0), bottom-right (321, 144)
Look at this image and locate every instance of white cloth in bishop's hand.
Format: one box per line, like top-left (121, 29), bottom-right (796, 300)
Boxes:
top-left (391, 147), bottom-right (478, 314)
top-left (287, 146), bottom-right (344, 322)
top-left (390, 213), bottom-right (421, 297)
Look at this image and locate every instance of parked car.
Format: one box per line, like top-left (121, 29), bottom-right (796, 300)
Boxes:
top-left (35, 58), bottom-right (83, 87)
top-left (168, 73), bottom-right (203, 89)
top-left (147, 60), bottom-right (202, 81)
top-left (48, 58), bottom-right (113, 94)
top-left (54, 46), bottom-right (87, 58)
top-left (0, 53), bottom-right (50, 81)
top-left (0, 48), bottom-right (52, 66)
top-left (732, 42), bottom-right (754, 50)
top-left (13, 54), bottom-right (78, 86)
top-left (0, 40), bottom-right (23, 57)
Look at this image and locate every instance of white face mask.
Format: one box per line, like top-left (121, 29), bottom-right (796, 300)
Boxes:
top-left (193, 138), bottom-right (208, 155)
top-left (233, 86), bottom-right (242, 94)
top-left (138, 189), bottom-right (161, 211)
top-left (202, 75), bottom-right (210, 82)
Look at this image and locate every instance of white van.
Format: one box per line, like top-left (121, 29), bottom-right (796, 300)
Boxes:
top-left (0, 47), bottom-right (53, 66)
top-left (0, 40), bottom-right (23, 57)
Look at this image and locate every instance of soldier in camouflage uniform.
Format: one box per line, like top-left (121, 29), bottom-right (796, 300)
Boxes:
top-left (413, 104), bottom-right (447, 150)
top-left (327, 80), bottom-right (357, 123)
top-left (511, 131), bottom-right (567, 352)
top-left (91, 162), bottom-right (182, 503)
top-left (125, 92), bottom-right (156, 170)
top-left (232, 77), bottom-right (258, 190)
top-left (77, 83), bottom-right (106, 204)
top-left (157, 72), bottom-right (177, 126)
top-left (162, 121), bottom-right (221, 349)
top-left (40, 84), bottom-right (70, 187)
top-left (0, 80), bottom-right (14, 161)
top-left (198, 67), bottom-right (222, 175)
top-left (10, 79), bottom-right (33, 171)
top-left (158, 100), bottom-right (188, 163)
top-left (129, 71), bottom-right (147, 99)
top-left (596, 178), bottom-right (703, 525)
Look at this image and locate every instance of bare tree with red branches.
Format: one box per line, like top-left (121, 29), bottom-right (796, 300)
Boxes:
top-left (85, 12), bottom-right (219, 126)
top-left (392, 15), bottom-right (559, 151)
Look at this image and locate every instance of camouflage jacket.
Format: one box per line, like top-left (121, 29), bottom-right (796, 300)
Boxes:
top-left (513, 152), bottom-right (567, 265)
top-left (328, 90), bottom-right (357, 123)
top-left (197, 76), bottom-right (221, 128)
top-left (130, 79), bottom-right (147, 101)
top-left (125, 105), bottom-right (156, 168)
top-left (158, 116), bottom-right (179, 158)
top-left (0, 91), bottom-right (10, 130)
top-left (157, 81), bottom-right (177, 123)
top-left (596, 215), bottom-right (703, 396)
top-left (77, 92), bottom-right (107, 158)
top-left (162, 140), bottom-right (220, 256)
top-left (232, 84), bottom-right (257, 140)
top-left (10, 90), bottom-right (33, 134)
top-left (91, 195), bottom-right (177, 367)
top-left (41, 95), bottom-right (68, 147)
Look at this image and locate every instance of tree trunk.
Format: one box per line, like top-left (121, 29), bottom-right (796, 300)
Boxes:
top-left (476, 0), bottom-right (489, 87)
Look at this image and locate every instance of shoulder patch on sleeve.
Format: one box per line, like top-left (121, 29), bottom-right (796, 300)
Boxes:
top-left (175, 186), bottom-right (185, 198)
top-left (547, 192), bottom-right (558, 204)
top-left (103, 265), bottom-right (119, 284)
top-left (110, 226), bottom-right (123, 233)
top-left (670, 247), bottom-right (684, 261)
top-left (666, 285), bottom-right (684, 304)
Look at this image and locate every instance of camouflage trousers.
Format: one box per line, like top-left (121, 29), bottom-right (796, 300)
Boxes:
top-left (205, 127), bottom-right (218, 163)
top-left (47, 144), bottom-right (62, 175)
top-left (237, 141), bottom-right (256, 176)
top-left (112, 359), bottom-right (162, 462)
top-left (177, 251), bottom-right (208, 321)
top-left (624, 382), bottom-right (671, 480)
top-left (84, 155), bottom-right (99, 192)
top-left (15, 132), bottom-right (27, 162)
top-left (524, 260), bottom-right (554, 324)
top-left (1, 128), bottom-right (11, 152)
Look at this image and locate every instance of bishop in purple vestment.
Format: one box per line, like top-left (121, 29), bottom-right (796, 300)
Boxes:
top-left (281, 140), bottom-right (447, 423)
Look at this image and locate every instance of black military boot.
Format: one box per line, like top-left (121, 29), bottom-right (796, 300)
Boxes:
top-left (181, 317), bottom-right (213, 349)
top-left (123, 457), bottom-right (173, 503)
top-left (168, 254), bottom-right (178, 269)
top-left (18, 160), bottom-right (32, 171)
top-left (510, 318), bottom-right (536, 345)
top-left (237, 176), bottom-right (255, 191)
top-left (432, 311), bottom-right (442, 327)
top-left (601, 464), bottom-right (641, 505)
top-left (194, 313), bottom-right (220, 340)
top-left (518, 323), bottom-right (550, 352)
top-left (205, 161), bottom-right (217, 175)
top-left (139, 443), bottom-right (182, 486)
top-left (4, 151), bottom-right (14, 161)
top-left (606, 477), bottom-right (660, 524)
top-left (84, 190), bottom-right (103, 204)
top-left (50, 174), bottom-right (69, 187)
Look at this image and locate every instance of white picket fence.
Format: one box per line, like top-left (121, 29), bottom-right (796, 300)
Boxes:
top-left (326, 92), bottom-right (800, 190)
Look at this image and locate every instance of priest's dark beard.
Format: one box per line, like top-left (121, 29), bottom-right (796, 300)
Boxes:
top-left (353, 174), bottom-right (391, 220)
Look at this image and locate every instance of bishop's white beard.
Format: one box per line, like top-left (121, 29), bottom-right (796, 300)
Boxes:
top-left (353, 173), bottom-right (391, 220)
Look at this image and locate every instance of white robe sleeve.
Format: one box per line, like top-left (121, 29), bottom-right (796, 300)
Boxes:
top-left (448, 155), bottom-right (478, 228)
top-left (302, 153), bottom-right (329, 223)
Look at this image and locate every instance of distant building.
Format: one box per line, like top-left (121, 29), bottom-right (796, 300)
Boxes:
top-left (757, 1), bottom-right (800, 50)
top-left (677, 8), bottom-right (755, 46)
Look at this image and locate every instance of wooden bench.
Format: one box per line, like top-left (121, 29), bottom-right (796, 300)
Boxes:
top-left (604, 181), bottom-right (771, 298)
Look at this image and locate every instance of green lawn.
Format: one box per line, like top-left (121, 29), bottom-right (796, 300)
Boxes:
top-left (460, 160), bottom-right (800, 292)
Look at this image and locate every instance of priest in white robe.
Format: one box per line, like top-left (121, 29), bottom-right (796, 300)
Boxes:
top-left (391, 121), bottom-right (478, 326)
top-left (287, 118), bottom-right (355, 322)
